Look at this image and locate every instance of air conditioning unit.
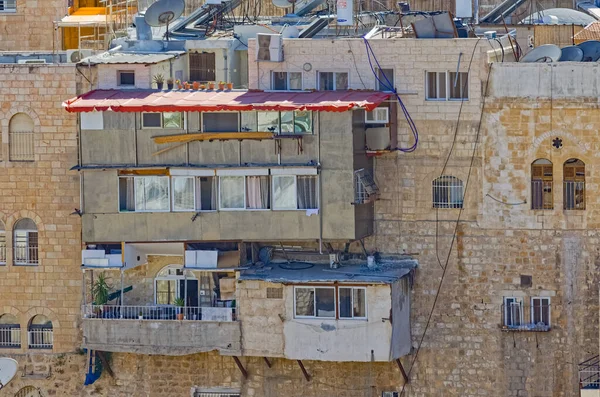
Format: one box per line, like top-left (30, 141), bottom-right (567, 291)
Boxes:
top-left (67, 49), bottom-right (94, 63)
top-left (17, 59), bottom-right (46, 64)
top-left (256, 33), bottom-right (283, 62)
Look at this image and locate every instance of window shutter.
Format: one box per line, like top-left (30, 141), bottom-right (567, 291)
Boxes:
top-left (563, 167), bottom-right (575, 179)
top-left (532, 165), bottom-right (543, 179)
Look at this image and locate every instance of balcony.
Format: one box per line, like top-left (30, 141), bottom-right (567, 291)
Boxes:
top-left (81, 305), bottom-right (241, 356)
top-left (0, 326), bottom-right (21, 348)
top-left (580, 356), bottom-right (600, 397)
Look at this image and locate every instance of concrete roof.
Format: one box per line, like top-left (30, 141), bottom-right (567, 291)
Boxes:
top-left (239, 257), bottom-right (418, 284)
top-left (80, 51), bottom-right (185, 65)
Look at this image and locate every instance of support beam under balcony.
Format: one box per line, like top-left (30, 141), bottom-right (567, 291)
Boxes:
top-left (297, 360), bottom-right (311, 382)
top-left (263, 357), bottom-right (272, 368)
top-left (233, 356), bottom-right (248, 378)
top-left (396, 358), bottom-right (409, 384)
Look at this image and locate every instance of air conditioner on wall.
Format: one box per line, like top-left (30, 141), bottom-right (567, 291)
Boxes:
top-left (66, 49), bottom-right (94, 63)
top-left (256, 33), bottom-right (283, 62)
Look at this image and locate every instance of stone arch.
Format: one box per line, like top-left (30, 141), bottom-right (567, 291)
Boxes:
top-left (23, 307), bottom-right (60, 330)
top-left (1, 107), bottom-right (41, 131)
top-left (14, 385), bottom-right (44, 397)
top-left (5, 210), bottom-right (44, 232)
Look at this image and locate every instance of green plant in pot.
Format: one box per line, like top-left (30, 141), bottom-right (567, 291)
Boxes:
top-left (153, 74), bottom-right (165, 90)
top-left (92, 272), bottom-right (110, 318)
top-left (166, 78), bottom-right (174, 90)
top-left (174, 297), bottom-right (185, 320)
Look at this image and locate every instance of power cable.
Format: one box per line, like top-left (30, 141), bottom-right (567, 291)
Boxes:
top-left (399, 59), bottom-right (493, 397)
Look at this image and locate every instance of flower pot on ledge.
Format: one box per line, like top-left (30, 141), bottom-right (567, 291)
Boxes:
top-left (176, 313), bottom-right (184, 320)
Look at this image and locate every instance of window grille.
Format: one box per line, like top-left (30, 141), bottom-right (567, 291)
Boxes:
top-left (563, 158), bottom-right (585, 210)
top-left (0, 0), bottom-right (16, 12)
top-left (267, 287), bottom-right (283, 299)
top-left (432, 176), bottom-right (463, 209)
top-left (354, 169), bottom-right (379, 204)
top-left (531, 159), bottom-right (553, 210)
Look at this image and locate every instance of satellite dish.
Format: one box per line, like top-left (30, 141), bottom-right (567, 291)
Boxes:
top-left (0, 358), bottom-right (18, 389)
top-left (559, 46), bottom-right (584, 62)
top-left (144, 0), bottom-right (184, 40)
top-left (577, 40), bottom-right (600, 61)
top-left (519, 44), bottom-right (561, 63)
top-left (272, 0), bottom-right (294, 8)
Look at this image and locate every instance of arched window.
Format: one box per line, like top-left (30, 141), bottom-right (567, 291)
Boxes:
top-left (0, 314), bottom-right (20, 348)
top-left (432, 176), bottom-right (464, 208)
top-left (154, 265), bottom-right (198, 306)
top-left (0, 221), bottom-right (6, 265)
top-left (14, 218), bottom-right (38, 266)
top-left (15, 386), bottom-right (42, 397)
top-left (563, 159), bottom-right (585, 210)
top-left (27, 315), bottom-right (52, 349)
top-left (531, 159), bottom-right (553, 210)
top-left (9, 113), bottom-right (34, 161)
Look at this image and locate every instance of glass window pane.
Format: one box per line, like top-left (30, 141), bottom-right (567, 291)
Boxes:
top-left (339, 288), bottom-right (352, 318)
top-left (197, 176), bottom-right (217, 211)
top-left (144, 177), bottom-right (170, 211)
top-left (142, 113), bottom-right (161, 128)
top-left (203, 112), bottom-right (238, 132)
top-left (273, 175), bottom-right (296, 209)
top-left (297, 175), bottom-right (317, 210)
top-left (438, 72), bottom-right (446, 99)
top-left (246, 176), bottom-right (270, 209)
top-left (377, 68), bottom-right (394, 91)
top-left (241, 112), bottom-right (258, 132)
top-left (315, 288), bottom-right (335, 317)
top-left (173, 177), bottom-right (195, 211)
top-left (289, 72), bottom-right (302, 90)
top-left (294, 111), bottom-right (312, 134)
top-left (257, 112), bottom-right (279, 133)
top-left (319, 72), bottom-right (334, 91)
top-left (163, 112), bottom-right (182, 128)
top-left (427, 72), bottom-right (437, 99)
top-left (272, 72), bottom-right (287, 90)
top-left (220, 176), bottom-right (245, 209)
top-left (280, 111), bottom-right (294, 134)
top-left (335, 72), bottom-right (348, 90)
top-left (353, 288), bottom-right (366, 318)
top-left (119, 71), bottom-right (135, 86)
top-left (156, 280), bottom-right (176, 305)
top-left (295, 288), bottom-right (314, 316)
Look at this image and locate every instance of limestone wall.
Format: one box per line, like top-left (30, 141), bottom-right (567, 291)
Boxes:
top-left (0, 1), bottom-right (65, 52)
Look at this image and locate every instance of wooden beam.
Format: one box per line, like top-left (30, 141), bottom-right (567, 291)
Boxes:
top-left (263, 357), bottom-right (272, 368)
top-left (296, 360), bottom-right (311, 382)
top-left (97, 351), bottom-right (115, 378)
top-left (396, 358), bottom-right (409, 384)
top-left (153, 132), bottom-right (274, 144)
top-left (233, 356), bottom-right (248, 378)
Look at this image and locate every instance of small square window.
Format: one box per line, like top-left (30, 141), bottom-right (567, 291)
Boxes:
top-left (365, 107), bottom-right (389, 124)
top-left (142, 113), bottom-right (162, 128)
top-left (118, 71), bottom-right (135, 86)
top-left (318, 72), bottom-right (348, 91)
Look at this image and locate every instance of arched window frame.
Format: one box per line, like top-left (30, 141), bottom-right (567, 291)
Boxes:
top-left (8, 113), bottom-right (35, 162)
top-left (563, 158), bottom-right (585, 210)
top-left (13, 218), bottom-right (38, 266)
top-left (154, 265), bottom-right (197, 306)
top-left (27, 315), bottom-right (52, 350)
top-left (0, 313), bottom-right (20, 348)
top-left (432, 175), bottom-right (464, 209)
top-left (531, 159), bottom-right (553, 210)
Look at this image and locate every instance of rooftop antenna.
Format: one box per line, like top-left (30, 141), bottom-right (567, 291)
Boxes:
top-left (144, 0), bottom-right (185, 41)
top-left (0, 358), bottom-right (18, 390)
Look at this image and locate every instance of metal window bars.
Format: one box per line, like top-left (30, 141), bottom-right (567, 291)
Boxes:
top-left (81, 304), bottom-right (236, 321)
top-left (432, 176), bottom-right (463, 209)
top-left (28, 329), bottom-right (53, 349)
top-left (0, 233), bottom-right (6, 264)
top-left (14, 232), bottom-right (38, 265)
top-left (9, 131), bottom-right (34, 161)
top-left (0, 325), bottom-right (21, 348)
top-left (354, 169), bottom-right (379, 204)
top-left (579, 355), bottom-right (600, 391)
top-left (501, 303), bottom-right (551, 332)
top-left (564, 181), bottom-right (585, 210)
top-left (531, 180), bottom-right (553, 210)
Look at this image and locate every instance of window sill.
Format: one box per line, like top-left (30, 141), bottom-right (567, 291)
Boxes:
top-left (0, 10), bottom-right (17, 14)
top-left (500, 324), bottom-right (551, 332)
top-left (13, 263), bottom-right (39, 266)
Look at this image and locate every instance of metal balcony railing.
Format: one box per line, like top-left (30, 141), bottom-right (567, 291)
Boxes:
top-left (564, 181), bottom-right (585, 210)
top-left (0, 326), bottom-right (21, 348)
top-left (580, 356), bottom-right (600, 390)
top-left (500, 304), bottom-right (551, 332)
top-left (27, 329), bottom-right (53, 349)
top-left (82, 304), bottom-right (236, 321)
top-left (9, 132), bottom-right (34, 161)
top-left (13, 244), bottom-right (38, 265)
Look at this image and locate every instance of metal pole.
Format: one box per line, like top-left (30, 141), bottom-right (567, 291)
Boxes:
top-left (184, 271), bottom-right (188, 319)
top-left (120, 268), bottom-right (124, 318)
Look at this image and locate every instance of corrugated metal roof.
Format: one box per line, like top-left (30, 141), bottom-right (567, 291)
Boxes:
top-left (574, 21), bottom-right (600, 42)
top-left (239, 258), bottom-right (418, 284)
top-left (80, 51), bottom-right (184, 65)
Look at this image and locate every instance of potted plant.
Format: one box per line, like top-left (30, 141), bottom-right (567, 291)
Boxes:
top-left (153, 74), bottom-right (165, 90)
top-left (226, 82), bottom-right (233, 90)
top-left (138, 311), bottom-right (143, 320)
top-left (218, 81), bottom-right (225, 90)
top-left (176, 79), bottom-right (182, 89)
top-left (92, 272), bottom-right (110, 318)
top-left (199, 83), bottom-right (206, 90)
top-left (174, 297), bottom-right (185, 320)
top-left (166, 78), bottom-right (174, 90)
top-left (183, 81), bottom-right (190, 90)
top-left (208, 81), bottom-right (215, 90)
top-left (192, 81), bottom-right (200, 90)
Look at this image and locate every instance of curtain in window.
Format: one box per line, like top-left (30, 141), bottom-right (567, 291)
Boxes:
top-left (335, 73), bottom-right (348, 90)
top-left (195, 177), bottom-right (217, 211)
top-left (353, 288), bottom-right (366, 317)
top-left (156, 280), bottom-right (176, 304)
top-left (246, 176), bottom-right (270, 209)
top-left (319, 72), bottom-right (334, 90)
top-left (136, 177), bottom-right (169, 211)
top-left (173, 177), bottom-right (195, 211)
top-left (339, 288), bottom-right (352, 318)
top-left (315, 288), bottom-right (335, 317)
top-left (297, 176), bottom-right (317, 209)
top-left (220, 176), bottom-right (245, 209)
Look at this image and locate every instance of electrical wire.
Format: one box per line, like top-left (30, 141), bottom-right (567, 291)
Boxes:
top-left (399, 60), bottom-right (493, 397)
top-left (363, 38), bottom-right (419, 152)
top-left (347, 41), bottom-right (367, 89)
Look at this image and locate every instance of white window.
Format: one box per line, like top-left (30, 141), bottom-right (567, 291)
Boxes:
top-left (118, 70), bottom-right (135, 86)
top-left (273, 175), bottom-right (318, 210)
top-left (365, 107), bottom-right (389, 124)
top-left (318, 71), bottom-right (348, 91)
top-left (195, 176), bottom-right (217, 211)
top-left (271, 71), bottom-right (302, 90)
top-left (119, 176), bottom-right (170, 212)
top-left (432, 176), bottom-right (463, 209)
top-left (426, 71), bottom-right (469, 101)
top-left (339, 287), bottom-right (367, 319)
top-left (219, 176), bottom-right (245, 210)
top-left (246, 176), bottom-right (270, 209)
top-left (294, 287), bottom-right (336, 318)
top-left (0, 0), bottom-right (17, 13)
top-left (13, 218), bottom-right (38, 266)
top-left (172, 176), bottom-right (195, 212)
top-left (376, 68), bottom-right (394, 91)
top-left (531, 297), bottom-right (550, 327)
top-left (503, 297), bottom-right (523, 327)
top-left (142, 112), bottom-right (183, 129)
top-left (254, 111), bottom-right (313, 134)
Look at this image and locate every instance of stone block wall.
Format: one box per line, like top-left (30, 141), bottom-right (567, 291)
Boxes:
top-left (0, 1), bottom-right (65, 51)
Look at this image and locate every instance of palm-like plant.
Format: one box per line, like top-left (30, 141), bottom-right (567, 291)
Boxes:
top-left (92, 273), bottom-right (110, 306)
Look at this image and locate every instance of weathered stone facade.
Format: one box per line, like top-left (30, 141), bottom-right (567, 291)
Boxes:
top-left (0, 1), bottom-right (65, 52)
